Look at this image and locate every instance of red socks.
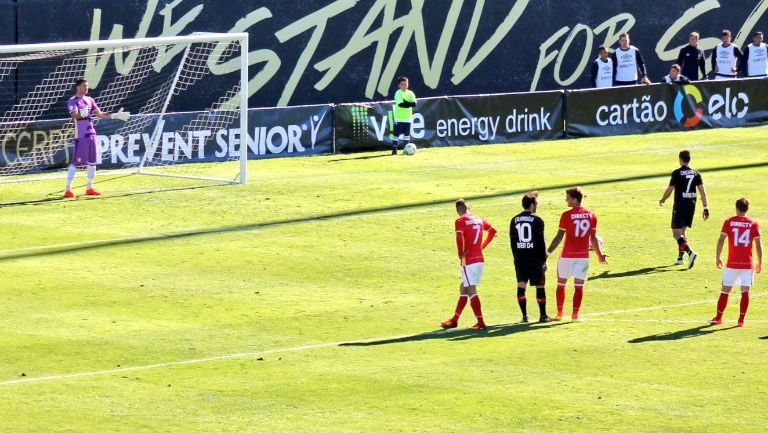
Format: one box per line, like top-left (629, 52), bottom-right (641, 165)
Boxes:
top-left (469, 294), bottom-right (484, 325)
top-left (452, 295), bottom-right (469, 322)
top-left (573, 284), bottom-right (584, 317)
top-left (556, 282), bottom-right (566, 315)
top-left (715, 292), bottom-right (729, 320)
top-left (739, 291), bottom-right (750, 322)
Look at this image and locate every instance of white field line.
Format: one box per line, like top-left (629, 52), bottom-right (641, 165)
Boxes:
top-left (586, 318), bottom-right (768, 324)
top-left (0, 297), bottom-right (758, 387)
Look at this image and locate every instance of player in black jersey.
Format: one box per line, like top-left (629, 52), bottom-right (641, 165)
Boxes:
top-left (510, 191), bottom-right (551, 323)
top-left (659, 150), bottom-right (709, 268)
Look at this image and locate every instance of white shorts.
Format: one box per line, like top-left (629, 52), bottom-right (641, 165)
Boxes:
top-left (460, 263), bottom-right (484, 287)
top-left (557, 258), bottom-right (590, 280)
top-left (722, 268), bottom-right (754, 287)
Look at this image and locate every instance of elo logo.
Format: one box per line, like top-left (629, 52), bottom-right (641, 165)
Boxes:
top-left (673, 85), bottom-right (704, 127)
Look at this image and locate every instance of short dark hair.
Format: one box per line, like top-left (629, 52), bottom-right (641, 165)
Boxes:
top-left (397, 76), bottom-right (408, 84)
top-left (754, 31), bottom-right (763, 38)
top-left (566, 187), bottom-right (583, 203)
top-left (455, 199), bottom-right (468, 212)
top-left (598, 45), bottom-right (607, 52)
top-left (522, 191), bottom-right (539, 209)
top-left (619, 32), bottom-right (629, 39)
top-left (679, 150), bottom-right (691, 163)
top-left (736, 197), bottom-right (750, 213)
top-left (671, 64), bottom-right (681, 71)
top-left (75, 78), bottom-right (88, 87)
top-left (721, 29), bottom-right (732, 37)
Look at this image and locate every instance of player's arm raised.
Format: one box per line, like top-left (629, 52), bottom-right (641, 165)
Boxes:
top-left (93, 107), bottom-right (131, 121)
top-left (715, 232), bottom-right (727, 268)
top-left (69, 107), bottom-right (83, 121)
top-left (697, 184), bottom-right (709, 219)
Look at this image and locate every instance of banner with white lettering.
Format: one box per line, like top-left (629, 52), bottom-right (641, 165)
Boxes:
top-left (0, 104), bottom-right (334, 170)
top-left (566, 78), bottom-right (768, 137)
top-left (334, 91), bottom-right (564, 152)
top-left (12, 1), bottom-right (768, 109)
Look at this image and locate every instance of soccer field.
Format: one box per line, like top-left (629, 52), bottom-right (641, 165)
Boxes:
top-left (1, 126), bottom-right (767, 432)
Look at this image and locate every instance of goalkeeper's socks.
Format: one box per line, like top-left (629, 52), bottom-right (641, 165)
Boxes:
top-left (555, 283), bottom-right (566, 316)
top-left (536, 287), bottom-right (547, 317)
top-left (572, 284), bottom-right (584, 318)
top-left (469, 294), bottom-right (484, 322)
top-left (86, 164), bottom-right (96, 188)
top-left (65, 164), bottom-right (76, 190)
top-left (451, 295), bottom-right (469, 322)
top-left (517, 287), bottom-right (527, 318)
top-left (715, 292), bottom-right (729, 320)
top-left (739, 291), bottom-right (750, 322)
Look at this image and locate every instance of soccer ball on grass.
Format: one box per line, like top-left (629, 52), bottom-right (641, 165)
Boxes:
top-left (403, 143), bottom-right (417, 155)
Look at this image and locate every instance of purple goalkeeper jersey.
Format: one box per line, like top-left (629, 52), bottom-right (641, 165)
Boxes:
top-left (67, 95), bottom-right (99, 137)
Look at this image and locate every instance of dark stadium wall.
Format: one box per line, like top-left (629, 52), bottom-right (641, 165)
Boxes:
top-left (0, 0), bottom-right (16, 105)
top-left (0, 1), bottom-right (14, 45)
top-left (11, 0), bottom-right (768, 110)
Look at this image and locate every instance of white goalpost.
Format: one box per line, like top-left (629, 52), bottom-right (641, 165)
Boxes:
top-left (0, 32), bottom-right (249, 185)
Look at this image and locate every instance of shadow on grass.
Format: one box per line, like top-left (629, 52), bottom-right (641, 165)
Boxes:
top-left (3, 161), bottom-right (767, 261)
top-left (339, 321), bottom-right (571, 347)
top-left (591, 264), bottom-right (680, 280)
top-left (760, 336), bottom-right (768, 340)
top-left (1, 176), bottom-right (227, 207)
top-left (628, 324), bottom-right (737, 343)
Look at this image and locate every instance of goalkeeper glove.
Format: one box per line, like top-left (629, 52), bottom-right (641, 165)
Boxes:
top-left (111, 108), bottom-right (131, 122)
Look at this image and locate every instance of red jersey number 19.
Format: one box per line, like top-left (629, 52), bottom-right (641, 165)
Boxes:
top-left (573, 219), bottom-right (591, 237)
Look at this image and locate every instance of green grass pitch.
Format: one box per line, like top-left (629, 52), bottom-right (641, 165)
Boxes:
top-left (1, 126), bottom-right (767, 432)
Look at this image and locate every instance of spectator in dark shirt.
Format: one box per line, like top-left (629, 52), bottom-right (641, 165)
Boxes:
top-left (677, 32), bottom-right (707, 80)
top-left (661, 64), bottom-right (691, 84)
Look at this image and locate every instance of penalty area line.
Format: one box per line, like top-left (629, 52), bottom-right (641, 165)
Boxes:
top-left (0, 297), bottom-right (761, 386)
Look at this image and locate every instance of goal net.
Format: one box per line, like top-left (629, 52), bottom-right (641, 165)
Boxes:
top-left (0, 32), bottom-right (249, 185)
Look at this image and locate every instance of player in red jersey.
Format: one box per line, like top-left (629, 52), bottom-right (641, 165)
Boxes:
top-left (546, 187), bottom-right (607, 321)
top-left (710, 198), bottom-right (762, 327)
top-left (441, 199), bottom-right (497, 331)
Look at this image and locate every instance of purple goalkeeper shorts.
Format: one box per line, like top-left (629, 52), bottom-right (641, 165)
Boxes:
top-left (72, 133), bottom-right (97, 166)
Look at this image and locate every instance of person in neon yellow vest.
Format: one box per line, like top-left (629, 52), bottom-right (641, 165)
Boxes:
top-left (392, 76), bottom-right (417, 155)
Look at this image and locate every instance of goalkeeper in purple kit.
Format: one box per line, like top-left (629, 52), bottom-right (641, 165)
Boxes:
top-left (64, 78), bottom-right (130, 198)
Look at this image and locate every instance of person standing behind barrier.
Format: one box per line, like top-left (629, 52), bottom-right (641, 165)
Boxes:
top-left (391, 75), bottom-right (416, 155)
top-left (611, 33), bottom-right (651, 86)
top-left (712, 29), bottom-right (742, 80)
top-left (661, 64), bottom-right (691, 84)
top-left (741, 31), bottom-right (768, 77)
top-left (590, 45), bottom-right (613, 88)
top-left (676, 32), bottom-right (707, 81)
